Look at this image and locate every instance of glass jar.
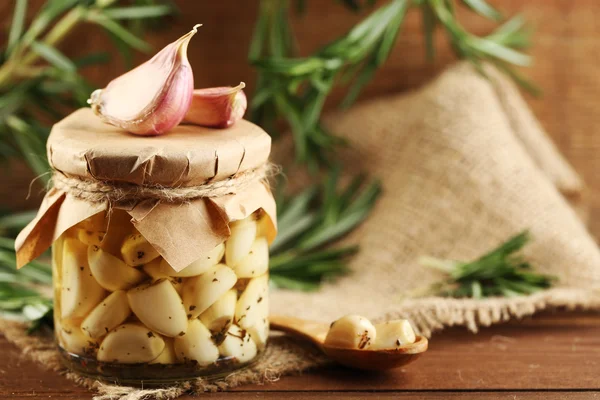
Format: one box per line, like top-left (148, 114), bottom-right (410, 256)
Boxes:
top-left (54, 208), bottom-right (270, 384)
top-left (17, 108), bottom-right (276, 385)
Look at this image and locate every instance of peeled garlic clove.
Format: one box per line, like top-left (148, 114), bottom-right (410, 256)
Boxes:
top-left (247, 317), bottom-right (269, 350)
top-left (76, 212), bottom-right (107, 246)
top-left (200, 289), bottom-right (236, 333)
top-left (88, 25), bottom-right (200, 136)
top-left (97, 323), bottom-right (165, 364)
top-left (160, 243), bottom-right (224, 277)
top-left (324, 315), bottom-right (376, 350)
top-left (182, 264), bottom-right (237, 319)
top-left (371, 320), bottom-right (416, 350)
top-left (169, 277), bottom-right (185, 295)
top-left (150, 337), bottom-right (177, 364)
top-left (81, 291), bottom-right (131, 339)
top-left (183, 82), bottom-right (247, 128)
top-left (80, 212), bottom-right (106, 231)
top-left (121, 232), bottom-right (161, 266)
top-left (218, 324), bottom-right (257, 363)
top-left (100, 209), bottom-right (134, 258)
top-left (174, 319), bottom-right (219, 366)
top-left (61, 238), bottom-right (106, 319)
top-left (59, 319), bottom-right (99, 356)
top-left (143, 257), bottom-right (167, 279)
top-left (235, 275), bottom-right (269, 330)
top-left (88, 245), bottom-right (146, 291)
top-left (52, 237), bottom-right (64, 287)
top-left (127, 279), bottom-right (188, 338)
top-left (76, 228), bottom-right (106, 247)
top-left (232, 238), bottom-right (269, 279)
top-left (225, 217), bottom-right (257, 266)
top-left (256, 213), bottom-right (273, 239)
top-left (143, 259), bottom-right (184, 294)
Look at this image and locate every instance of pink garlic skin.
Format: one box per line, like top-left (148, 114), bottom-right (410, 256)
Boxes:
top-left (88, 25), bottom-right (200, 136)
top-left (183, 83), bottom-right (247, 129)
top-left (138, 64), bottom-right (194, 135)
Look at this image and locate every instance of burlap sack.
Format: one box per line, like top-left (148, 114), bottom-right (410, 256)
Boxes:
top-left (2, 62), bottom-right (600, 399)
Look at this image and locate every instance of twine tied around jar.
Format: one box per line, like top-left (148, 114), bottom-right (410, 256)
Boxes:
top-left (51, 163), bottom-right (276, 204)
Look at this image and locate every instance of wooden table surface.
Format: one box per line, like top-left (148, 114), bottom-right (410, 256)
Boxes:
top-left (1, 311), bottom-right (599, 399)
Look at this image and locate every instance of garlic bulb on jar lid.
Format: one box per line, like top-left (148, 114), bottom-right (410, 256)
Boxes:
top-left (88, 25), bottom-right (200, 136)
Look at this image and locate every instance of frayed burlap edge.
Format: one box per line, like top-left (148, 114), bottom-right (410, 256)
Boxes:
top-left (381, 287), bottom-right (600, 337)
top-left (2, 286), bottom-right (599, 399)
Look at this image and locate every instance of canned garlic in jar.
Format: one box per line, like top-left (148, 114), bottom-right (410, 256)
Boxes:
top-left (16, 108), bottom-right (276, 384)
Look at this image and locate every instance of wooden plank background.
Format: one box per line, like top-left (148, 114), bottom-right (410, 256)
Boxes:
top-left (1, 0), bottom-right (600, 238)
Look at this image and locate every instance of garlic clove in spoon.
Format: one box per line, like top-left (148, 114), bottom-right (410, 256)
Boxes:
top-left (324, 315), bottom-right (377, 350)
top-left (183, 82), bottom-right (247, 128)
top-left (370, 320), bottom-right (416, 350)
top-left (88, 24), bottom-right (201, 136)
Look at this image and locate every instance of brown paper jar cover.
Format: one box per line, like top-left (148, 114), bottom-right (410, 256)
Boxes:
top-left (16, 108), bottom-right (277, 272)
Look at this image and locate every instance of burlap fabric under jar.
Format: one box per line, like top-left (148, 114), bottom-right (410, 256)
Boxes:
top-left (3, 62), bottom-right (600, 399)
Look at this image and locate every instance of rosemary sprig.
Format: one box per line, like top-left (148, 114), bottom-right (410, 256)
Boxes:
top-left (250, 0), bottom-right (536, 169)
top-left (0, 214), bottom-right (53, 331)
top-left (419, 231), bottom-right (555, 298)
top-left (270, 168), bottom-right (382, 290)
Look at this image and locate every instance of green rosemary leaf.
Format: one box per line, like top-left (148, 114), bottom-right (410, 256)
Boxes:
top-left (274, 1), bottom-right (296, 57)
top-left (486, 15), bottom-right (529, 48)
top-left (19, 0), bottom-right (79, 51)
top-left (248, 2), bottom-right (270, 60)
top-left (7, 0), bottom-right (28, 55)
top-left (461, 0), bottom-right (502, 21)
top-left (0, 272), bottom-right (20, 284)
top-left (375, 0), bottom-right (408, 65)
top-left (0, 210), bottom-right (36, 234)
top-left (87, 13), bottom-right (152, 53)
top-left (494, 60), bottom-right (542, 96)
top-left (5, 116), bottom-right (50, 181)
top-left (0, 237), bottom-right (15, 250)
top-left (30, 41), bottom-right (77, 72)
top-left (338, 174), bottom-right (367, 210)
top-left (340, 59), bottom-right (377, 109)
top-left (271, 246), bottom-right (358, 271)
top-left (421, 4), bottom-right (437, 60)
top-left (468, 36), bottom-right (531, 67)
top-left (303, 77), bottom-right (334, 131)
top-left (102, 4), bottom-right (173, 20)
top-left (269, 213), bottom-right (317, 254)
top-left (299, 205), bottom-right (371, 251)
top-left (270, 275), bottom-right (321, 291)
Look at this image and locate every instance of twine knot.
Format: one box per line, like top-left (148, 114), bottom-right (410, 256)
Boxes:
top-left (52, 163), bottom-right (274, 204)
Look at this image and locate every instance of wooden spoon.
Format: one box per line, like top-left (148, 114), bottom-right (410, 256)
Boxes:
top-left (269, 315), bottom-right (428, 370)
